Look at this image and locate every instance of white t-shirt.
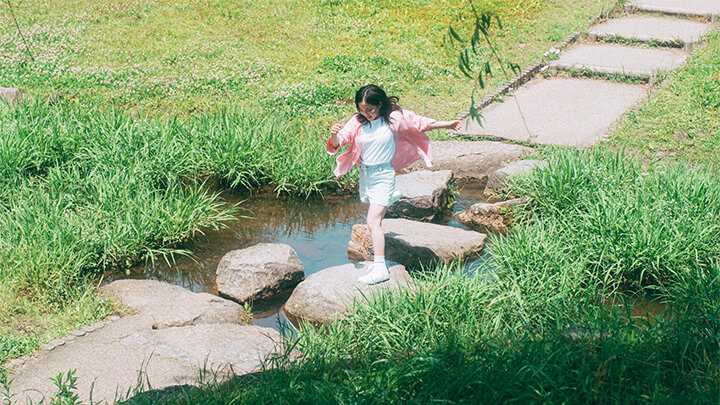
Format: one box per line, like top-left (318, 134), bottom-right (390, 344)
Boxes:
top-left (358, 117), bottom-right (395, 165)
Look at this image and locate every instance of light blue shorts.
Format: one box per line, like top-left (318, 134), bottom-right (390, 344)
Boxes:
top-left (358, 162), bottom-right (403, 207)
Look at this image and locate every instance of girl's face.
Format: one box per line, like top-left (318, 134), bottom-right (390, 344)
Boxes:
top-left (357, 101), bottom-right (381, 121)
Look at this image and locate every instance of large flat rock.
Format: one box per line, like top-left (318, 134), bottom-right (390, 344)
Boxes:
top-left (629, 0), bottom-right (720, 17)
top-left (284, 262), bottom-right (412, 324)
top-left (348, 219), bottom-right (487, 268)
top-left (99, 279), bottom-right (250, 329)
top-left (10, 320), bottom-right (282, 404)
top-left (549, 44), bottom-right (688, 77)
top-left (484, 159), bottom-right (548, 200)
top-left (588, 16), bottom-right (713, 45)
top-left (402, 140), bottom-right (535, 181)
top-left (9, 281), bottom-right (281, 404)
top-left (457, 78), bottom-right (647, 147)
top-left (388, 170), bottom-right (453, 222)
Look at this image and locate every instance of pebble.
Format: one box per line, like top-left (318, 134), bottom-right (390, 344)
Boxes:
top-left (49, 339), bottom-right (65, 347)
top-left (40, 344), bottom-right (55, 351)
top-left (9, 358), bottom-right (25, 368)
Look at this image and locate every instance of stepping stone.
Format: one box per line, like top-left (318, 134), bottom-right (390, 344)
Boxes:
top-left (629, 0), bottom-right (720, 19)
top-left (588, 16), bottom-right (713, 47)
top-left (10, 322), bottom-right (283, 405)
top-left (549, 44), bottom-right (687, 78)
top-left (216, 243), bottom-right (305, 305)
top-left (456, 198), bottom-right (529, 234)
top-left (284, 262), bottom-right (412, 324)
top-left (401, 140), bottom-right (535, 181)
top-left (348, 218), bottom-right (486, 268)
top-left (457, 78), bottom-right (647, 147)
top-left (484, 159), bottom-right (548, 200)
top-left (387, 170), bottom-right (453, 222)
top-left (99, 279), bottom-right (251, 329)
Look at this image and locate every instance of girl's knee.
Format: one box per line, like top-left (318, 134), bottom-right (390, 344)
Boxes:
top-left (367, 219), bottom-right (382, 232)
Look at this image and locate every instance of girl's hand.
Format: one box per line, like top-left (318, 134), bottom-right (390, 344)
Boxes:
top-left (330, 123), bottom-right (342, 136)
top-left (448, 120), bottom-right (462, 131)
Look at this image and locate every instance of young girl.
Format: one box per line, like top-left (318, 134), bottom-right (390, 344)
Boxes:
top-left (326, 84), bottom-right (462, 284)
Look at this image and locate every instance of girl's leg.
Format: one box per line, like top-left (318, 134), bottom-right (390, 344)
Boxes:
top-left (359, 203), bottom-right (390, 284)
top-left (366, 203), bottom-right (387, 257)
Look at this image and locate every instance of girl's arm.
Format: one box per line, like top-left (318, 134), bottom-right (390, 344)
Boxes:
top-left (326, 118), bottom-right (356, 154)
top-left (329, 123), bottom-right (342, 149)
top-left (428, 120), bottom-right (462, 131)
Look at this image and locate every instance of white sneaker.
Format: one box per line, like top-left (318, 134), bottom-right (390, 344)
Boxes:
top-left (358, 264), bottom-right (390, 284)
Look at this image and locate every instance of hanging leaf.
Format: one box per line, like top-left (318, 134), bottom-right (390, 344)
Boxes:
top-left (469, 93), bottom-right (483, 127)
top-left (448, 25), bottom-right (463, 44)
top-left (484, 61), bottom-right (492, 75)
top-left (458, 53), bottom-right (473, 79)
top-left (477, 72), bottom-right (485, 88)
top-left (493, 13), bottom-right (502, 30)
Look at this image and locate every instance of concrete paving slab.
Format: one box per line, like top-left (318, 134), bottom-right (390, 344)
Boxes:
top-left (549, 44), bottom-right (688, 77)
top-left (629, 0), bottom-right (720, 18)
top-left (588, 16), bottom-right (713, 45)
top-left (456, 78), bottom-right (647, 147)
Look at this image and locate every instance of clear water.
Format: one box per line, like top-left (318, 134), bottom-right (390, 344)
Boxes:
top-left (105, 180), bottom-right (491, 330)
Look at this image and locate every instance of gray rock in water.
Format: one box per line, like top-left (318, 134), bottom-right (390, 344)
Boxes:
top-left (484, 159), bottom-right (547, 201)
top-left (284, 262), bottom-right (412, 324)
top-left (401, 140), bottom-right (535, 181)
top-left (0, 87), bottom-right (21, 105)
top-left (387, 170), bottom-right (453, 222)
top-left (456, 198), bottom-right (529, 234)
top-left (216, 243), bottom-right (305, 305)
top-left (348, 218), bottom-right (486, 268)
top-left (99, 279), bottom-right (250, 329)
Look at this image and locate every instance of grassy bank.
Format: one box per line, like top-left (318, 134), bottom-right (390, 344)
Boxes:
top-left (125, 150), bottom-right (720, 403)
top-left (0, 102), bottom-right (350, 368)
top-left (0, 0), bottom-right (617, 372)
top-left (609, 30), bottom-right (720, 166)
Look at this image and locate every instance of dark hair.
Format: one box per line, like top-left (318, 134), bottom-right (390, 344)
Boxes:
top-left (354, 84), bottom-right (400, 125)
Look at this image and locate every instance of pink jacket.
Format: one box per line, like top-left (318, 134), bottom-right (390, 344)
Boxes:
top-left (326, 109), bottom-right (434, 178)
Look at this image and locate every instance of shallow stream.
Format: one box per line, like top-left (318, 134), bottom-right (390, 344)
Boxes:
top-left (105, 180), bottom-right (490, 330)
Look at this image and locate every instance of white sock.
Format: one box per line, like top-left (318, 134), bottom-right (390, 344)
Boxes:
top-left (373, 256), bottom-right (388, 272)
top-left (359, 257), bottom-right (390, 284)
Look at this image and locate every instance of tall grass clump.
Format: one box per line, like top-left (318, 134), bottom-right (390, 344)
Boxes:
top-left (504, 148), bottom-right (720, 292)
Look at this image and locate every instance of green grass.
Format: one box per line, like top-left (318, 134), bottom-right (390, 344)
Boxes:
top-left (609, 30), bottom-right (720, 165)
top-left (1, 0), bottom-right (616, 118)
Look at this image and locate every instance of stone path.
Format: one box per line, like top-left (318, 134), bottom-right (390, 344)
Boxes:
top-left (7, 281), bottom-right (284, 404)
top-left (456, 0), bottom-right (718, 147)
